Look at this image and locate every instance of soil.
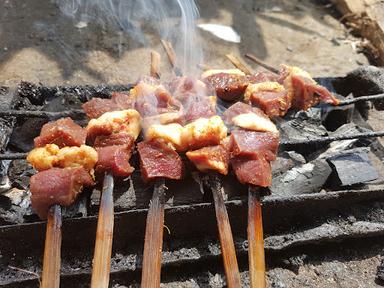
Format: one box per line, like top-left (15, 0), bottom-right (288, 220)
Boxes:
top-left (0, 0), bottom-right (383, 287)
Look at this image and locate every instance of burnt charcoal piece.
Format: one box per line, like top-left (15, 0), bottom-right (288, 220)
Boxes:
top-left (277, 114), bottom-right (328, 155)
top-left (8, 159), bottom-right (35, 190)
top-left (270, 159), bottom-right (332, 196)
top-left (336, 66), bottom-right (384, 114)
top-left (326, 148), bottom-right (379, 187)
top-left (321, 101), bottom-right (353, 132)
top-left (9, 118), bottom-right (46, 152)
top-left (271, 151), bottom-right (306, 177)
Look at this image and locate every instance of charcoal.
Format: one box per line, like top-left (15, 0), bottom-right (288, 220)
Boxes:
top-left (7, 160), bottom-right (34, 190)
top-left (277, 115), bottom-right (328, 155)
top-left (43, 92), bottom-right (83, 112)
top-left (321, 102), bottom-right (353, 132)
top-left (9, 118), bottom-right (46, 152)
top-left (326, 148), bottom-right (379, 187)
top-left (270, 159), bottom-right (332, 196)
top-left (0, 188), bottom-right (33, 224)
top-left (272, 151), bottom-right (306, 177)
top-left (336, 66), bottom-right (384, 113)
top-left (315, 123), bottom-right (373, 159)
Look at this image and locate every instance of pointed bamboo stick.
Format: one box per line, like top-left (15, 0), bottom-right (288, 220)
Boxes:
top-left (208, 174), bottom-right (241, 288)
top-left (160, 39), bottom-right (182, 76)
top-left (244, 53), bottom-right (279, 75)
top-left (141, 179), bottom-right (166, 287)
top-left (248, 187), bottom-right (266, 288)
top-left (91, 172), bottom-right (115, 288)
top-left (150, 51), bottom-right (161, 79)
top-left (226, 54), bottom-right (254, 75)
top-left (41, 204), bottom-right (62, 288)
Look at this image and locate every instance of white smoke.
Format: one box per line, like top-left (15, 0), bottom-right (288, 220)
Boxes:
top-left (52, 0), bottom-right (203, 75)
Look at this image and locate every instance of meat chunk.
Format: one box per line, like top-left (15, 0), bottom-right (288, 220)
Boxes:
top-left (137, 140), bottom-right (183, 181)
top-left (27, 144), bottom-right (98, 171)
top-left (56, 145), bottom-right (98, 171)
top-left (30, 167), bottom-right (94, 219)
top-left (145, 123), bottom-right (185, 151)
top-left (247, 71), bottom-right (279, 84)
top-left (131, 78), bottom-right (181, 117)
top-left (93, 133), bottom-right (135, 177)
top-left (223, 102), bottom-right (278, 133)
top-left (202, 70), bottom-right (248, 102)
top-left (230, 129), bottom-right (279, 161)
top-left (231, 156), bottom-right (272, 187)
top-left (280, 65), bottom-right (339, 110)
top-left (94, 132), bottom-right (134, 147)
top-left (186, 144), bottom-right (229, 175)
top-left (34, 118), bottom-right (86, 148)
top-left (244, 82), bottom-right (290, 117)
top-left (95, 145), bottom-right (134, 177)
top-left (181, 116), bottom-right (228, 150)
top-left (169, 76), bottom-right (211, 103)
top-left (82, 92), bottom-right (135, 119)
top-left (111, 92), bottom-right (135, 109)
top-left (182, 96), bottom-right (216, 123)
top-left (86, 109), bottom-right (141, 142)
top-left (82, 98), bottom-right (120, 119)
top-left (27, 144), bottom-right (60, 171)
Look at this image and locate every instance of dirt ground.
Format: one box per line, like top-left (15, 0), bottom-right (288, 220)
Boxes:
top-left (1, 0), bottom-right (383, 287)
top-left (0, 0), bottom-right (369, 86)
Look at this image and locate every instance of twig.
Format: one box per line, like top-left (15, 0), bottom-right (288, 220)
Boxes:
top-left (208, 174), bottom-right (241, 288)
top-left (41, 204), bottom-right (62, 288)
top-left (226, 54), bottom-right (254, 75)
top-left (91, 172), bottom-right (115, 288)
top-left (248, 187), bottom-right (266, 288)
top-left (245, 53), bottom-right (279, 75)
top-left (141, 179), bottom-right (166, 287)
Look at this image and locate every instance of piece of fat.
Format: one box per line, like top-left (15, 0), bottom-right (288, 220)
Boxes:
top-left (232, 112), bottom-right (278, 133)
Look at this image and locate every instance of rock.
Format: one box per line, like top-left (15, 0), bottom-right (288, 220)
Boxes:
top-left (270, 159), bottom-right (332, 196)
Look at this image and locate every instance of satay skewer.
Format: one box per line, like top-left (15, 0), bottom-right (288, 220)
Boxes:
top-left (41, 204), bottom-right (62, 288)
top-left (91, 172), bottom-right (115, 288)
top-left (207, 174), bottom-right (241, 287)
top-left (141, 51), bottom-right (167, 287)
top-left (160, 42), bottom-right (241, 287)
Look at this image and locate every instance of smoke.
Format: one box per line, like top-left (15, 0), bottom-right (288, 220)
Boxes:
top-left (52, 0), bottom-right (203, 75)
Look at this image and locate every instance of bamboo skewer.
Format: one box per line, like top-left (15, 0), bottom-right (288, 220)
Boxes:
top-left (160, 39), bottom-right (182, 76)
top-left (91, 172), bottom-right (115, 288)
top-left (41, 204), bottom-right (62, 288)
top-left (226, 54), bottom-right (254, 75)
top-left (150, 51), bottom-right (161, 79)
top-left (160, 41), bottom-right (241, 286)
top-left (244, 53), bottom-right (279, 74)
top-left (141, 51), bottom-right (167, 287)
top-left (141, 179), bottom-right (166, 287)
top-left (248, 187), bottom-right (266, 288)
top-left (208, 174), bottom-right (241, 288)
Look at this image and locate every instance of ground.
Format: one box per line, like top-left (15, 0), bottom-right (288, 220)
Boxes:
top-left (0, 0), bottom-right (382, 287)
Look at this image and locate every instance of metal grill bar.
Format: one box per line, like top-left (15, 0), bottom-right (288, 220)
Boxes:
top-left (0, 109), bottom-right (85, 118)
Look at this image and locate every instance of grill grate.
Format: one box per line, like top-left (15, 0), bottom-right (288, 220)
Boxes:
top-left (0, 80), bottom-right (383, 287)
